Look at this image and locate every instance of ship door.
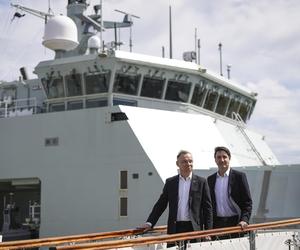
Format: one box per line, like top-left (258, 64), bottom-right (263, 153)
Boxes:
top-left (0, 178), bottom-right (41, 241)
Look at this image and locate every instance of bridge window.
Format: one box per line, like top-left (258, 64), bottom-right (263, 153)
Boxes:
top-left (65, 73), bottom-right (82, 97)
top-left (238, 102), bottom-right (250, 122)
top-left (85, 73), bottom-right (109, 94)
top-left (49, 102), bottom-right (65, 112)
top-left (191, 84), bottom-right (206, 106)
top-left (113, 73), bottom-right (140, 95)
top-left (226, 98), bottom-right (240, 118)
top-left (86, 98), bottom-right (107, 108)
top-left (67, 100), bottom-right (83, 110)
top-left (203, 91), bottom-right (218, 111)
top-left (165, 80), bottom-right (191, 102)
top-left (42, 77), bottom-right (64, 99)
top-left (140, 77), bottom-right (165, 99)
top-left (113, 98), bottom-right (137, 107)
top-left (216, 95), bottom-right (230, 115)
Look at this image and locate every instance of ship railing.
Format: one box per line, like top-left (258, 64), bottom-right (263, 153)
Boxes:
top-left (0, 219), bottom-right (300, 250)
top-left (0, 226), bottom-right (166, 250)
top-left (232, 111), bottom-right (268, 166)
top-left (0, 97), bottom-right (37, 118)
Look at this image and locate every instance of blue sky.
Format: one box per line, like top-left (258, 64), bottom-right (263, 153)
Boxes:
top-left (0, 0), bottom-right (299, 164)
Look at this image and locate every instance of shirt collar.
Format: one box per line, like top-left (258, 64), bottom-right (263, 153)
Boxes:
top-left (179, 172), bottom-right (192, 181)
top-left (217, 167), bottom-right (230, 177)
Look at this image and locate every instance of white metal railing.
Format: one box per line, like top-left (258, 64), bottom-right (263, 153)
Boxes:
top-left (0, 97), bottom-right (37, 118)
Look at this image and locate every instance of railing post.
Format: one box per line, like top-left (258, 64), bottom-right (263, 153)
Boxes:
top-left (249, 230), bottom-right (256, 250)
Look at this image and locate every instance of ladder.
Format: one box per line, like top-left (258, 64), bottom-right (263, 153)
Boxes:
top-left (232, 112), bottom-right (267, 166)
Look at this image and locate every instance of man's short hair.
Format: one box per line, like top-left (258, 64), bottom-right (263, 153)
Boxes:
top-left (177, 150), bottom-right (192, 159)
top-left (214, 146), bottom-right (231, 159)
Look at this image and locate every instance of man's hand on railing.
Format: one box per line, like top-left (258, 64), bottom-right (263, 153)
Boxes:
top-left (238, 221), bottom-right (248, 230)
top-left (136, 223), bottom-right (152, 233)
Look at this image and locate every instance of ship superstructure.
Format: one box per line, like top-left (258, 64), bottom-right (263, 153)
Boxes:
top-left (0, 0), bottom-right (299, 241)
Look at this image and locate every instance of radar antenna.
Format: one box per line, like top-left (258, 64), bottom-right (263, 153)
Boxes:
top-left (114, 9), bottom-right (140, 52)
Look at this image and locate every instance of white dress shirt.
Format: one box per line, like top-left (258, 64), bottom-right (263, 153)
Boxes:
top-left (177, 173), bottom-right (192, 221)
top-left (215, 168), bottom-right (237, 217)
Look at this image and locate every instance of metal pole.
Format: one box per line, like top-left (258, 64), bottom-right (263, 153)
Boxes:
top-left (114, 22), bottom-right (117, 50)
top-left (194, 28), bottom-right (197, 64)
top-left (100, 0), bottom-right (103, 51)
top-left (218, 42), bottom-right (223, 76)
top-left (227, 65), bottom-right (231, 79)
top-left (129, 26), bottom-right (132, 52)
top-left (162, 46), bottom-right (165, 58)
top-left (249, 231), bottom-right (256, 250)
top-left (197, 39), bottom-right (201, 65)
top-left (169, 5), bottom-right (173, 59)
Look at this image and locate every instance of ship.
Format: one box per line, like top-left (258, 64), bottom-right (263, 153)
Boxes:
top-left (0, 0), bottom-right (300, 245)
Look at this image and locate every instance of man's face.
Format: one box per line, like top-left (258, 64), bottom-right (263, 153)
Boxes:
top-left (176, 153), bottom-right (193, 178)
top-left (215, 150), bottom-right (230, 174)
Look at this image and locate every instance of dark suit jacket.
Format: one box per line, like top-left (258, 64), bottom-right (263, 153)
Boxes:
top-left (207, 168), bottom-right (252, 224)
top-left (147, 174), bottom-right (213, 234)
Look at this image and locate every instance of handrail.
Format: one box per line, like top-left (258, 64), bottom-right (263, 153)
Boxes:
top-left (232, 111), bottom-right (267, 166)
top-left (55, 218), bottom-right (300, 250)
top-left (0, 226), bottom-right (166, 250)
top-left (0, 219), bottom-right (299, 250)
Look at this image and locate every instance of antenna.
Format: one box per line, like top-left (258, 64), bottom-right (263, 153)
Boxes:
top-left (197, 39), bottom-right (201, 65)
top-left (162, 46), bottom-right (165, 58)
top-left (169, 5), bottom-right (173, 59)
top-left (48, 0), bottom-right (54, 15)
top-left (227, 64), bottom-right (232, 79)
top-left (194, 28), bottom-right (197, 64)
top-left (114, 9), bottom-right (140, 52)
top-left (218, 42), bottom-right (223, 76)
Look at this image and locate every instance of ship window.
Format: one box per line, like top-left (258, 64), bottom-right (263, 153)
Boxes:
top-left (113, 73), bottom-right (140, 95)
top-left (67, 101), bottom-right (83, 110)
top-left (226, 99), bottom-right (240, 118)
top-left (120, 170), bottom-right (128, 189)
top-left (140, 77), bottom-right (164, 99)
top-left (165, 81), bottom-right (191, 102)
top-left (113, 98), bottom-right (137, 107)
top-left (86, 99), bottom-right (107, 108)
top-left (203, 91), bottom-right (218, 111)
top-left (120, 197), bottom-right (128, 217)
top-left (216, 95), bottom-right (230, 115)
top-left (238, 103), bottom-right (249, 122)
top-left (42, 77), bottom-right (65, 99)
top-left (65, 73), bottom-right (82, 97)
top-left (85, 73), bottom-right (109, 94)
top-left (191, 84), bottom-right (206, 106)
top-left (49, 103), bottom-right (65, 112)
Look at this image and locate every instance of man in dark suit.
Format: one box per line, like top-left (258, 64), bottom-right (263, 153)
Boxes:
top-left (207, 146), bottom-right (252, 237)
top-left (138, 150), bottom-right (213, 246)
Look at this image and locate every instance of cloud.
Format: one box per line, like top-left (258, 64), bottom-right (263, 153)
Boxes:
top-left (247, 79), bottom-right (300, 164)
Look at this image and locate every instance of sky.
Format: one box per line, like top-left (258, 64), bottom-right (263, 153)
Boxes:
top-left (0, 0), bottom-right (299, 164)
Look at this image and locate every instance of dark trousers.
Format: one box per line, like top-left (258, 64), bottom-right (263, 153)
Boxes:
top-left (167, 221), bottom-right (196, 249)
top-left (214, 215), bottom-right (244, 239)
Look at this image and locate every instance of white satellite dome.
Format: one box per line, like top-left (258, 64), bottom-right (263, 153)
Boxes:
top-left (87, 35), bottom-right (101, 49)
top-left (43, 15), bottom-right (79, 51)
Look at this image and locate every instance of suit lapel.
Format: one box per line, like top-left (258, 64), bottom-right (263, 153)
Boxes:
top-left (174, 175), bottom-right (179, 209)
top-left (189, 175), bottom-right (198, 207)
top-left (228, 169), bottom-right (235, 195)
